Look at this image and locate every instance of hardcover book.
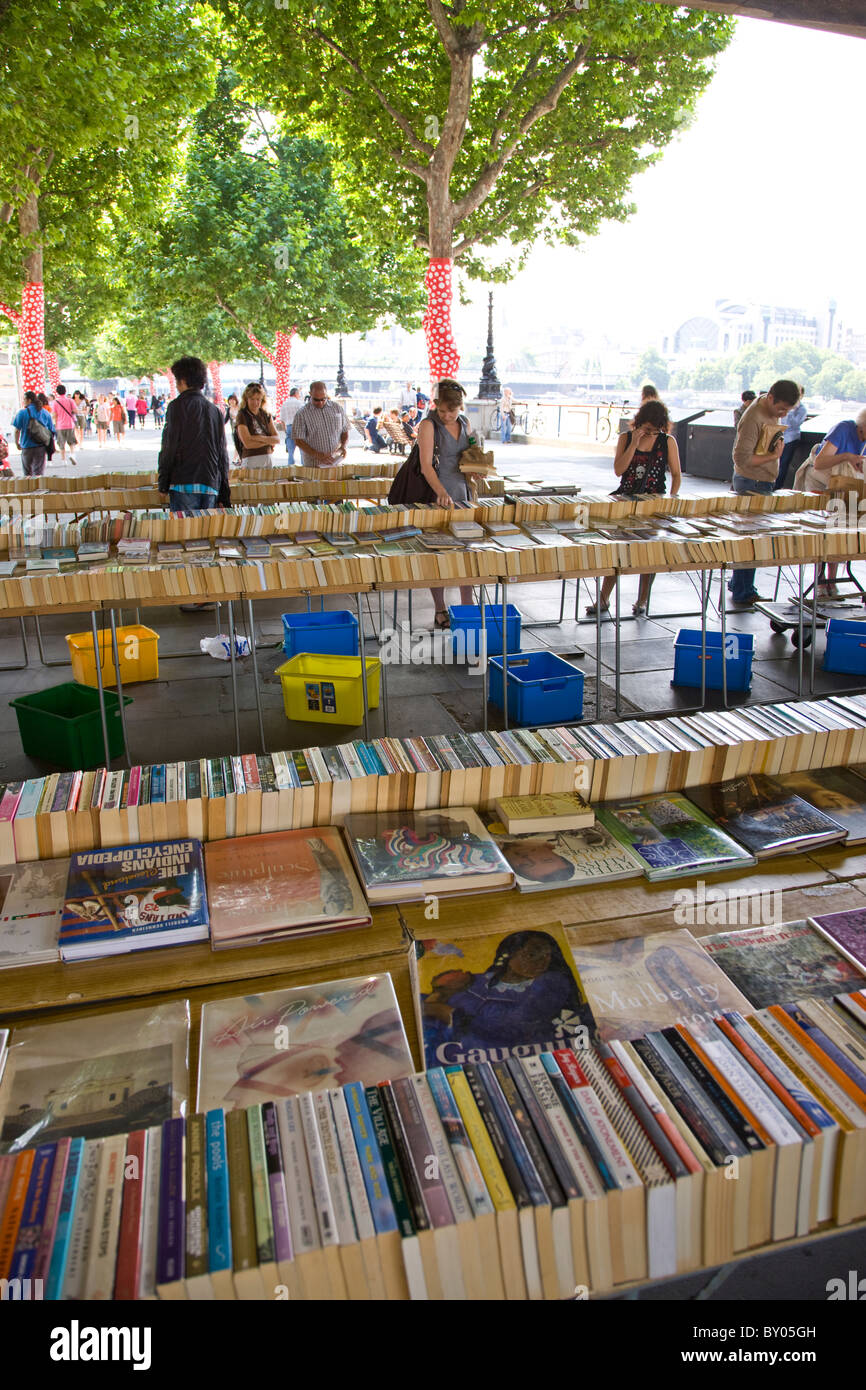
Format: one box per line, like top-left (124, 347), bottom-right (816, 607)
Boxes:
top-left (342, 807), bottom-right (514, 904)
top-left (700, 920), bottom-right (866, 1009)
top-left (59, 839), bottom-right (209, 960)
top-left (484, 818), bottom-right (644, 892)
top-left (196, 973), bottom-right (414, 1112)
top-left (596, 792), bottom-right (756, 880)
top-left (0, 1001), bottom-right (190, 1152)
top-left (412, 921), bottom-right (596, 1068)
top-left (0, 857), bottom-right (67, 967)
top-left (204, 828), bottom-right (371, 948)
top-left (686, 774), bottom-right (848, 857)
top-left (778, 767), bottom-right (866, 844)
top-left (569, 929), bottom-right (752, 1043)
top-left (809, 907), bottom-right (866, 973)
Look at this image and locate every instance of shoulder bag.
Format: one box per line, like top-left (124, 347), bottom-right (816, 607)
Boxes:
top-left (26, 406), bottom-right (52, 448)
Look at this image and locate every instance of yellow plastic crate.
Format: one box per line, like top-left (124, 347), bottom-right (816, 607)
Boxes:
top-left (65, 624), bottom-right (159, 688)
top-left (275, 654), bottom-right (381, 725)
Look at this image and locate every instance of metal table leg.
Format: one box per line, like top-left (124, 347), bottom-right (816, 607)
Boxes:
top-left (501, 579), bottom-right (509, 731)
top-left (809, 562), bottom-right (818, 695)
top-left (480, 582), bottom-right (488, 734)
top-left (797, 563), bottom-right (804, 699)
top-left (226, 600), bottom-right (241, 754)
top-left (247, 598), bottom-right (267, 753)
top-left (614, 572), bottom-right (622, 718)
top-left (700, 570), bottom-right (707, 708)
top-left (34, 613), bottom-right (72, 666)
top-left (595, 577), bottom-right (602, 722)
top-left (90, 610), bottom-right (112, 768)
top-left (108, 609), bottom-right (130, 767)
top-left (355, 591), bottom-right (370, 741)
top-left (720, 568), bottom-right (728, 709)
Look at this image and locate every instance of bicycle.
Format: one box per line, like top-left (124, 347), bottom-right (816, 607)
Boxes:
top-left (490, 403), bottom-right (501, 433)
top-left (595, 398), bottom-right (630, 443)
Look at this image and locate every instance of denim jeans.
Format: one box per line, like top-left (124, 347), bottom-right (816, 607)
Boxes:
top-left (501, 413), bottom-right (512, 443)
top-left (168, 490), bottom-right (213, 515)
top-left (775, 439), bottom-right (799, 489)
top-left (730, 475), bottom-right (772, 600)
top-left (285, 426), bottom-right (296, 466)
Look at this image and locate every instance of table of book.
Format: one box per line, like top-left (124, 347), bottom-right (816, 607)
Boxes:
top-left (1, 486), bottom-right (863, 764)
top-left (2, 698), bottom-right (866, 1300)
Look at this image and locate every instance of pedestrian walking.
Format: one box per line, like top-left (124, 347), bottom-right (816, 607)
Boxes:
top-left (13, 390), bottom-right (55, 477)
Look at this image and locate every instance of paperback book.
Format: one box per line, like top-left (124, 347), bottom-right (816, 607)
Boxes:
top-left (484, 818), bottom-right (644, 892)
top-left (596, 792), bottom-right (756, 880)
top-left (204, 828), bottom-right (371, 948)
top-left (0, 1000), bottom-right (190, 1152)
top-left (59, 839), bottom-right (209, 960)
top-left (686, 775), bottom-right (848, 857)
top-left (569, 928), bottom-right (752, 1042)
top-left (342, 807), bottom-right (514, 904)
top-left (411, 921), bottom-right (596, 1068)
top-left (196, 973), bottom-right (414, 1112)
top-left (809, 907), bottom-right (866, 973)
top-left (701, 919), bottom-right (866, 1008)
top-left (491, 792), bottom-right (594, 834)
top-left (0, 857), bottom-right (67, 967)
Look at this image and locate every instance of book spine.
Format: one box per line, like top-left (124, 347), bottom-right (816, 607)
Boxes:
top-left (262, 1101), bottom-right (293, 1266)
top-left (363, 1085), bottom-right (417, 1239)
top-left (226, 1108), bottom-right (259, 1274)
top-left (276, 1098), bottom-right (320, 1258)
top-left (156, 1117), bottom-right (185, 1286)
top-left (33, 1137), bottom-right (70, 1286)
top-left (246, 1105), bottom-right (276, 1274)
top-left (137, 1125), bottom-right (162, 1299)
top-left (632, 1034), bottom-right (741, 1166)
top-left (444, 1066), bottom-right (517, 1212)
top-left (298, 1092), bottom-right (340, 1250)
top-left (84, 1133), bottom-right (126, 1300)
top-left (204, 1110), bottom-right (232, 1277)
top-left (44, 1137), bottom-right (84, 1301)
top-left (112, 1130), bottom-right (147, 1300)
top-left (9, 1142), bottom-right (56, 1282)
top-left (390, 1077), bottom-right (455, 1228)
top-left (59, 1139), bottom-right (102, 1299)
top-left (313, 1091), bottom-right (358, 1248)
top-left (184, 1113), bottom-right (208, 1281)
top-left (426, 1067), bottom-right (495, 1216)
top-left (593, 1040), bottom-right (691, 1179)
top-left (330, 1087), bottom-right (376, 1241)
top-left (375, 1082), bottom-right (430, 1234)
top-left (462, 1063), bottom-right (533, 1210)
top-left (491, 1060), bottom-right (565, 1208)
top-left (665, 1027), bottom-right (764, 1153)
top-left (343, 1082), bottom-right (399, 1235)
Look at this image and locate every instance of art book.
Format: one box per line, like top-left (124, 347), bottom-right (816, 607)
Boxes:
top-left (342, 807), bottom-right (514, 904)
top-left (484, 817), bottom-right (644, 892)
top-left (411, 921), bottom-right (596, 1069)
top-left (568, 928), bottom-right (752, 1043)
top-left (809, 907), bottom-right (866, 973)
top-left (686, 774), bottom-right (848, 857)
top-left (59, 840), bottom-right (208, 960)
top-left (777, 766), bottom-right (866, 845)
top-left (596, 792), bottom-right (756, 880)
top-left (701, 920), bottom-right (866, 1009)
top-left (0, 1000), bottom-right (190, 1152)
top-left (196, 973), bottom-right (414, 1112)
top-left (204, 828), bottom-right (371, 948)
top-left (0, 857), bottom-right (67, 967)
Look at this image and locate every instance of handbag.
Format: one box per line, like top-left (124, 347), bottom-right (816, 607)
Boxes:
top-left (387, 438), bottom-right (440, 505)
top-left (26, 405), bottom-right (52, 448)
top-left (796, 442), bottom-right (862, 494)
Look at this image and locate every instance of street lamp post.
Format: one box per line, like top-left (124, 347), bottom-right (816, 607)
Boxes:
top-left (477, 291), bottom-right (501, 400)
top-left (335, 335), bottom-right (349, 398)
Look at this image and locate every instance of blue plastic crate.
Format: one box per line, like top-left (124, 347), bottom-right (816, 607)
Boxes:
top-left (824, 618), bottom-right (866, 675)
top-left (488, 651), bottom-right (584, 725)
top-left (448, 603), bottom-right (521, 659)
top-left (281, 609), bottom-right (359, 658)
top-left (672, 629), bottom-right (754, 692)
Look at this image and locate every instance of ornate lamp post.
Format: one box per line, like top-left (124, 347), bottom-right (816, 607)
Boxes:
top-left (335, 335), bottom-right (349, 397)
top-left (477, 291), bottom-right (501, 400)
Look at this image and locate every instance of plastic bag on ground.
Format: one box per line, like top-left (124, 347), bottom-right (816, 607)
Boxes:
top-left (200, 634), bottom-right (251, 660)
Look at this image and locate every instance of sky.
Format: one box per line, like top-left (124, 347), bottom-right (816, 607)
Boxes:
top-left (447, 16), bottom-right (866, 358)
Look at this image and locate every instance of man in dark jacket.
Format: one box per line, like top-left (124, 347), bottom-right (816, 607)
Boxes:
top-left (157, 356), bottom-right (229, 514)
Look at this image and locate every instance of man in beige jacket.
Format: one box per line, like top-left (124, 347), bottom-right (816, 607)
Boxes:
top-left (729, 379), bottom-right (801, 604)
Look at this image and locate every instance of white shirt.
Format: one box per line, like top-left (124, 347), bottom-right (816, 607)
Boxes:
top-left (292, 399), bottom-right (350, 462)
top-left (280, 396), bottom-right (302, 429)
top-left (399, 387), bottom-right (416, 409)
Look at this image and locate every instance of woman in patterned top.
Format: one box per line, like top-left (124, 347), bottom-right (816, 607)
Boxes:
top-left (586, 398), bottom-right (681, 618)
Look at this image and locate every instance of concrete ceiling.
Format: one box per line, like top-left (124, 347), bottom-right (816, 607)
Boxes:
top-left (653, 2), bottom-right (866, 41)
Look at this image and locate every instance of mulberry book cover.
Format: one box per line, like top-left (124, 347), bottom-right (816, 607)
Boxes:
top-left (412, 922), bottom-right (596, 1069)
top-left (59, 840), bottom-right (208, 960)
top-left (196, 973), bottom-right (414, 1112)
top-left (342, 807), bottom-right (514, 904)
top-left (204, 828), bottom-right (371, 948)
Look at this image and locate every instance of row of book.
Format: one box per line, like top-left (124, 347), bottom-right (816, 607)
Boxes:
top-left (0, 461), bottom-right (401, 495)
top-left (6, 693), bottom-right (866, 866)
top-left (2, 990), bottom-right (866, 1300)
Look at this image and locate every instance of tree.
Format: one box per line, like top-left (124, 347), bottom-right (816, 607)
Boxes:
top-left (634, 347), bottom-right (671, 392)
top-left (839, 368), bottom-right (866, 402)
top-left (731, 342), bottom-right (775, 392)
top-left (215, 0), bottom-right (733, 384)
top-left (0, 0), bottom-right (218, 388)
top-left (119, 74), bottom-right (425, 407)
top-left (813, 356), bottom-right (854, 400)
top-left (690, 358), bottom-right (727, 391)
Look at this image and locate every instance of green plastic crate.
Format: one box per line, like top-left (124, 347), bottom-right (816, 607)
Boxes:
top-left (10, 681), bottom-right (132, 769)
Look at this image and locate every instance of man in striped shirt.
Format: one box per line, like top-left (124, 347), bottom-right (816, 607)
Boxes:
top-left (291, 381), bottom-right (349, 466)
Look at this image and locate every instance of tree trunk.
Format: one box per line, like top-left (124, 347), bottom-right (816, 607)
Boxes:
top-left (44, 350), bottom-right (60, 388)
top-left (208, 361), bottom-right (224, 407)
top-left (423, 257), bottom-right (460, 392)
top-left (274, 330), bottom-right (294, 411)
top-left (166, 367), bottom-right (177, 399)
top-left (18, 193), bottom-right (45, 393)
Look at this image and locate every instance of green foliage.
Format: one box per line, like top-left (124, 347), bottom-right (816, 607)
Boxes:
top-left (211, 0), bottom-right (734, 272)
top-left (634, 346), bottom-right (670, 392)
top-left (676, 339), bottom-right (866, 399)
top-left (690, 358), bottom-right (728, 391)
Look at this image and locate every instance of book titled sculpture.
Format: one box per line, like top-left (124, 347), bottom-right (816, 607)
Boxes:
top-left (412, 921), bottom-right (595, 1068)
top-left (204, 828), bottom-right (371, 948)
top-left (196, 973), bottom-right (414, 1112)
top-left (59, 840), bottom-right (208, 960)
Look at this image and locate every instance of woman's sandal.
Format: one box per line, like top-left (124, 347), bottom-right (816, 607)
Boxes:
top-left (434, 610), bottom-right (451, 629)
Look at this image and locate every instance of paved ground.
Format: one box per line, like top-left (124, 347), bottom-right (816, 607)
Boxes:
top-left (1, 427), bottom-right (864, 783)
